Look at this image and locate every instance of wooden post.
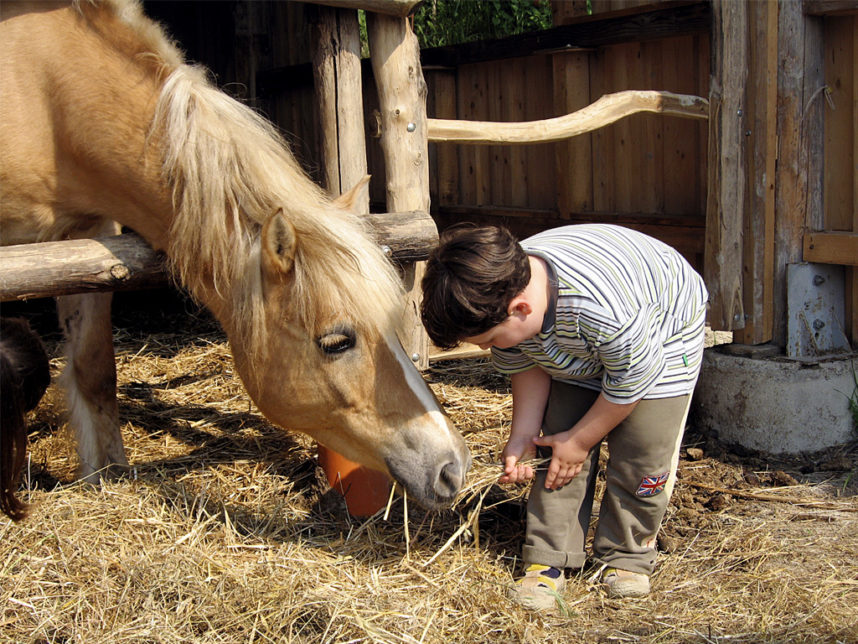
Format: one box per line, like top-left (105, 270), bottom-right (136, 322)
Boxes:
top-left (733, 0), bottom-right (778, 345)
top-left (367, 12), bottom-right (431, 370)
top-left (704, 0), bottom-right (749, 332)
top-left (773, 0), bottom-right (825, 346)
top-left (552, 49), bottom-right (593, 217)
top-left (312, 5), bottom-right (369, 211)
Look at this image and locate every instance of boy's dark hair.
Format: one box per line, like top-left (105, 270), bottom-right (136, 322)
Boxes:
top-left (421, 224), bottom-right (530, 349)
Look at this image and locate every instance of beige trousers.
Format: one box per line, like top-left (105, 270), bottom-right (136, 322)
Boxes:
top-left (522, 382), bottom-right (693, 575)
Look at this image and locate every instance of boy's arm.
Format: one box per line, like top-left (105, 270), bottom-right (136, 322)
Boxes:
top-left (500, 367), bottom-right (552, 484)
top-left (533, 393), bottom-right (639, 489)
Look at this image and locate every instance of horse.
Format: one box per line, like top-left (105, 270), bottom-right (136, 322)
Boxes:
top-left (0, 317), bottom-right (51, 521)
top-left (0, 0), bottom-right (469, 514)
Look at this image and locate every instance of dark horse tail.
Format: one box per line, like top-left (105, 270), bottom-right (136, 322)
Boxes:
top-left (1, 318), bottom-right (50, 521)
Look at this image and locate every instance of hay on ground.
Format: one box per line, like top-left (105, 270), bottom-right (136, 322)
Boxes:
top-left (3, 301), bottom-right (857, 643)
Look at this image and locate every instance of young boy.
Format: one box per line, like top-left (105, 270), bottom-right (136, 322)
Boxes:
top-left (421, 224), bottom-right (707, 609)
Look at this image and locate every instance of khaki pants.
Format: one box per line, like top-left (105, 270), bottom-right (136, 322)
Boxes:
top-left (522, 382), bottom-right (693, 575)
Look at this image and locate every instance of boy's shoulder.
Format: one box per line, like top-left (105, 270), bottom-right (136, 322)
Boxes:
top-left (523, 224), bottom-right (641, 244)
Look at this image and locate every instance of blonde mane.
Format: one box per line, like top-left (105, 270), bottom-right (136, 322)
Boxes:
top-left (80, 0), bottom-right (405, 350)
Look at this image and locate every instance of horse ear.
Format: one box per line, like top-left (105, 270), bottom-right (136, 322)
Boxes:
top-left (262, 209), bottom-right (297, 275)
top-left (332, 175), bottom-right (371, 213)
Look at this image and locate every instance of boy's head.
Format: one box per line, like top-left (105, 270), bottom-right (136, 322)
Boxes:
top-left (421, 225), bottom-right (530, 349)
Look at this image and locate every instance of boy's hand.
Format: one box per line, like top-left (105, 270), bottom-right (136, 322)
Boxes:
top-left (499, 434), bottom-right (537, 484)
top-left (532, 430), bottom-right (590, 490)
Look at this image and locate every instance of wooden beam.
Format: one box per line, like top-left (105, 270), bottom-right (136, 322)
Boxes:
top-left (803, 0), bottom-right (858, 16)
top-left (367, 13), bottom-right (431, 369)
top-left (734, 0), bottom-right (778, 345)
top-left (773, 0), bottom-right (826, 346)
top-left (0, 234), bottom-right (168, 302)
top-left (705, 0), bottom-right (749, 331)
top-left (427, 90), bottom-right (708, 145)
top-left (853, 15), bottom-right (858, 346)
top-left (0, 211), bottom-right (438, 302)
top-left (301, 0), bottom-right (421, 18)
top-left (803, 231), bottom-right (858, 265)
top-left (312, 6), bottom-right (368, 209)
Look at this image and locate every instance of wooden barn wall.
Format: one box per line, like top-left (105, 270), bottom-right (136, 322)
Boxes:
top-left (822, 12), bottom-right (857, 344)
top-left (425, 34), bottom-right (710, 271)
top-left (147, 2), bottom-right (710, 272)
top-left (144, 1), bottom-right (323, 181)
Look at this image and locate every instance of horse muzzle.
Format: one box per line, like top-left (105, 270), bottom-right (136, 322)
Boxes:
top-left (385, 436), bottom-right (472, 510)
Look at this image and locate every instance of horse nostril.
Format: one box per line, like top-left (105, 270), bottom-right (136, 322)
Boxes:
top-left (434, 460), bottom-right (464, 499)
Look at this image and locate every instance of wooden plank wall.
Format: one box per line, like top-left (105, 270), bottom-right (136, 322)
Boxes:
top-left (823, 13), bottom-right (857, 344)
top-left (426, 34), bottom-right (709, 271)
top-left (140, 1), bottom-right (857, 348)
top-left (154, 1), bottom-right (710, 273)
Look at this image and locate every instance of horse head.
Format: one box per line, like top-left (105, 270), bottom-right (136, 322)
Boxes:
top-left (221, 207), bottom-right (470, 510)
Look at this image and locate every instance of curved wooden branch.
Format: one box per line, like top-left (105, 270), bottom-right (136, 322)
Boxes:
top-left (428, 90), bottom-right (709, 145)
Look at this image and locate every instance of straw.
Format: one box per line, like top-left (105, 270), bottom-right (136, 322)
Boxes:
top-left (3, 308), bottom-right (856, 643)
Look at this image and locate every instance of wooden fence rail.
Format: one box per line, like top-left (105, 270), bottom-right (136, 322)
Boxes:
top-left (0, 210), bottom-right (437, 302)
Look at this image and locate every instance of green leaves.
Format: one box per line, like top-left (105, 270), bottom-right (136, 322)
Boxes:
top-left (412, 0), bottom-right (553, 49)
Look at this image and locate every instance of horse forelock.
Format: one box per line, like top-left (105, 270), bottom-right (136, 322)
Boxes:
top-left (154, 67), bottom-right (405, 358)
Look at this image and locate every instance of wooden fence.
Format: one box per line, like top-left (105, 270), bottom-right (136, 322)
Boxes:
top-left (130, 1), bottom-right (858, 348)
top-left (222, 1), bottom-right (712, 269)
top-left (423, 31), bottom-right (710, 269)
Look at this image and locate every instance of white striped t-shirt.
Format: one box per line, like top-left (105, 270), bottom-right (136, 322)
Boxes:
top-left (491, 225), bottom-right (708, 403)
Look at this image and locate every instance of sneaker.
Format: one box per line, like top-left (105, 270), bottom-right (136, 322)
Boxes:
top-left (601, 567), bottom-right (650, 598)
top-left (508, 564), bottom-right (566, 611)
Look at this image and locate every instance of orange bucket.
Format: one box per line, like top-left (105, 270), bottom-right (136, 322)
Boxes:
top-left (317, 444), bottom-right (392, 517)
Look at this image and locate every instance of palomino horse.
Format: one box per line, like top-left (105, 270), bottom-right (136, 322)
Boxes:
top-left (0, 0), bottom-right (469, 513)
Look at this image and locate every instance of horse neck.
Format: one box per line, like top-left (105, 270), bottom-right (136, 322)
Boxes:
top-left (49, 4), bottom-right (176, 250)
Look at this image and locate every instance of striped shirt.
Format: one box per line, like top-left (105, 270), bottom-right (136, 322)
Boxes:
top-left (491, 225), bottom-right (708, 403)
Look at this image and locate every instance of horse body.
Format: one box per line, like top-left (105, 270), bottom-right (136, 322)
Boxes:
top-left (0, 0), bottom-right (469, 511)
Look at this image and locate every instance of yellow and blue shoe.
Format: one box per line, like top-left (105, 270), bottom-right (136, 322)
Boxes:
top-left (508, 564), bottom-right (566, 611)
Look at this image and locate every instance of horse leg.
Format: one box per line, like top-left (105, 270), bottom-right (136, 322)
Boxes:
top-left (57, 292), bottom-right (128, 482)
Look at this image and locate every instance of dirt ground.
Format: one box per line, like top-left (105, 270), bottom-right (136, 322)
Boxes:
top-left (2, 290), bottom-right (857, 643)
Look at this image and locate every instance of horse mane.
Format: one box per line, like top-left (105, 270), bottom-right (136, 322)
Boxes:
top-left (77, 0), bottom-right (405, 350)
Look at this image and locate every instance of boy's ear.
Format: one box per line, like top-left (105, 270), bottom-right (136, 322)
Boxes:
top-left (508, 295), bottom-right (532, 317)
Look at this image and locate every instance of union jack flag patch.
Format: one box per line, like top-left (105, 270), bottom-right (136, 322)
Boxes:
top-left (636, 472), bottom-right (669, 497)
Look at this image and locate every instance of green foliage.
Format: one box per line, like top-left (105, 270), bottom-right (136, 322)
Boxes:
top-left (411, 0), bottom-right (554, 49)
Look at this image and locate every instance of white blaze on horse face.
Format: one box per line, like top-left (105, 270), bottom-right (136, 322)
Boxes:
top-left (381, 333), bottom-right (470, 507)
top-left (386, 333), bottom-right (450, 433)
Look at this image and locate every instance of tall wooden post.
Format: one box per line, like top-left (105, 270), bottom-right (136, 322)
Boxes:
top-left (311, 6), bottom-right (368, 208)
top-left (367, 12), bottom-right (431, 369)
top-left (704, 0), bottom-right (749, 332)
top-left (774, 0), bottom-right (825, 347)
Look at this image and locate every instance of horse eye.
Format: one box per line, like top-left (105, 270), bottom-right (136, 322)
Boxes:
top-left (316, 328), bottom-right (356, 356)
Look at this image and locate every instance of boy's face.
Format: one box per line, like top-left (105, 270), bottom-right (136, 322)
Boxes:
top-left (463, 299), bottom-right (542, 350)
